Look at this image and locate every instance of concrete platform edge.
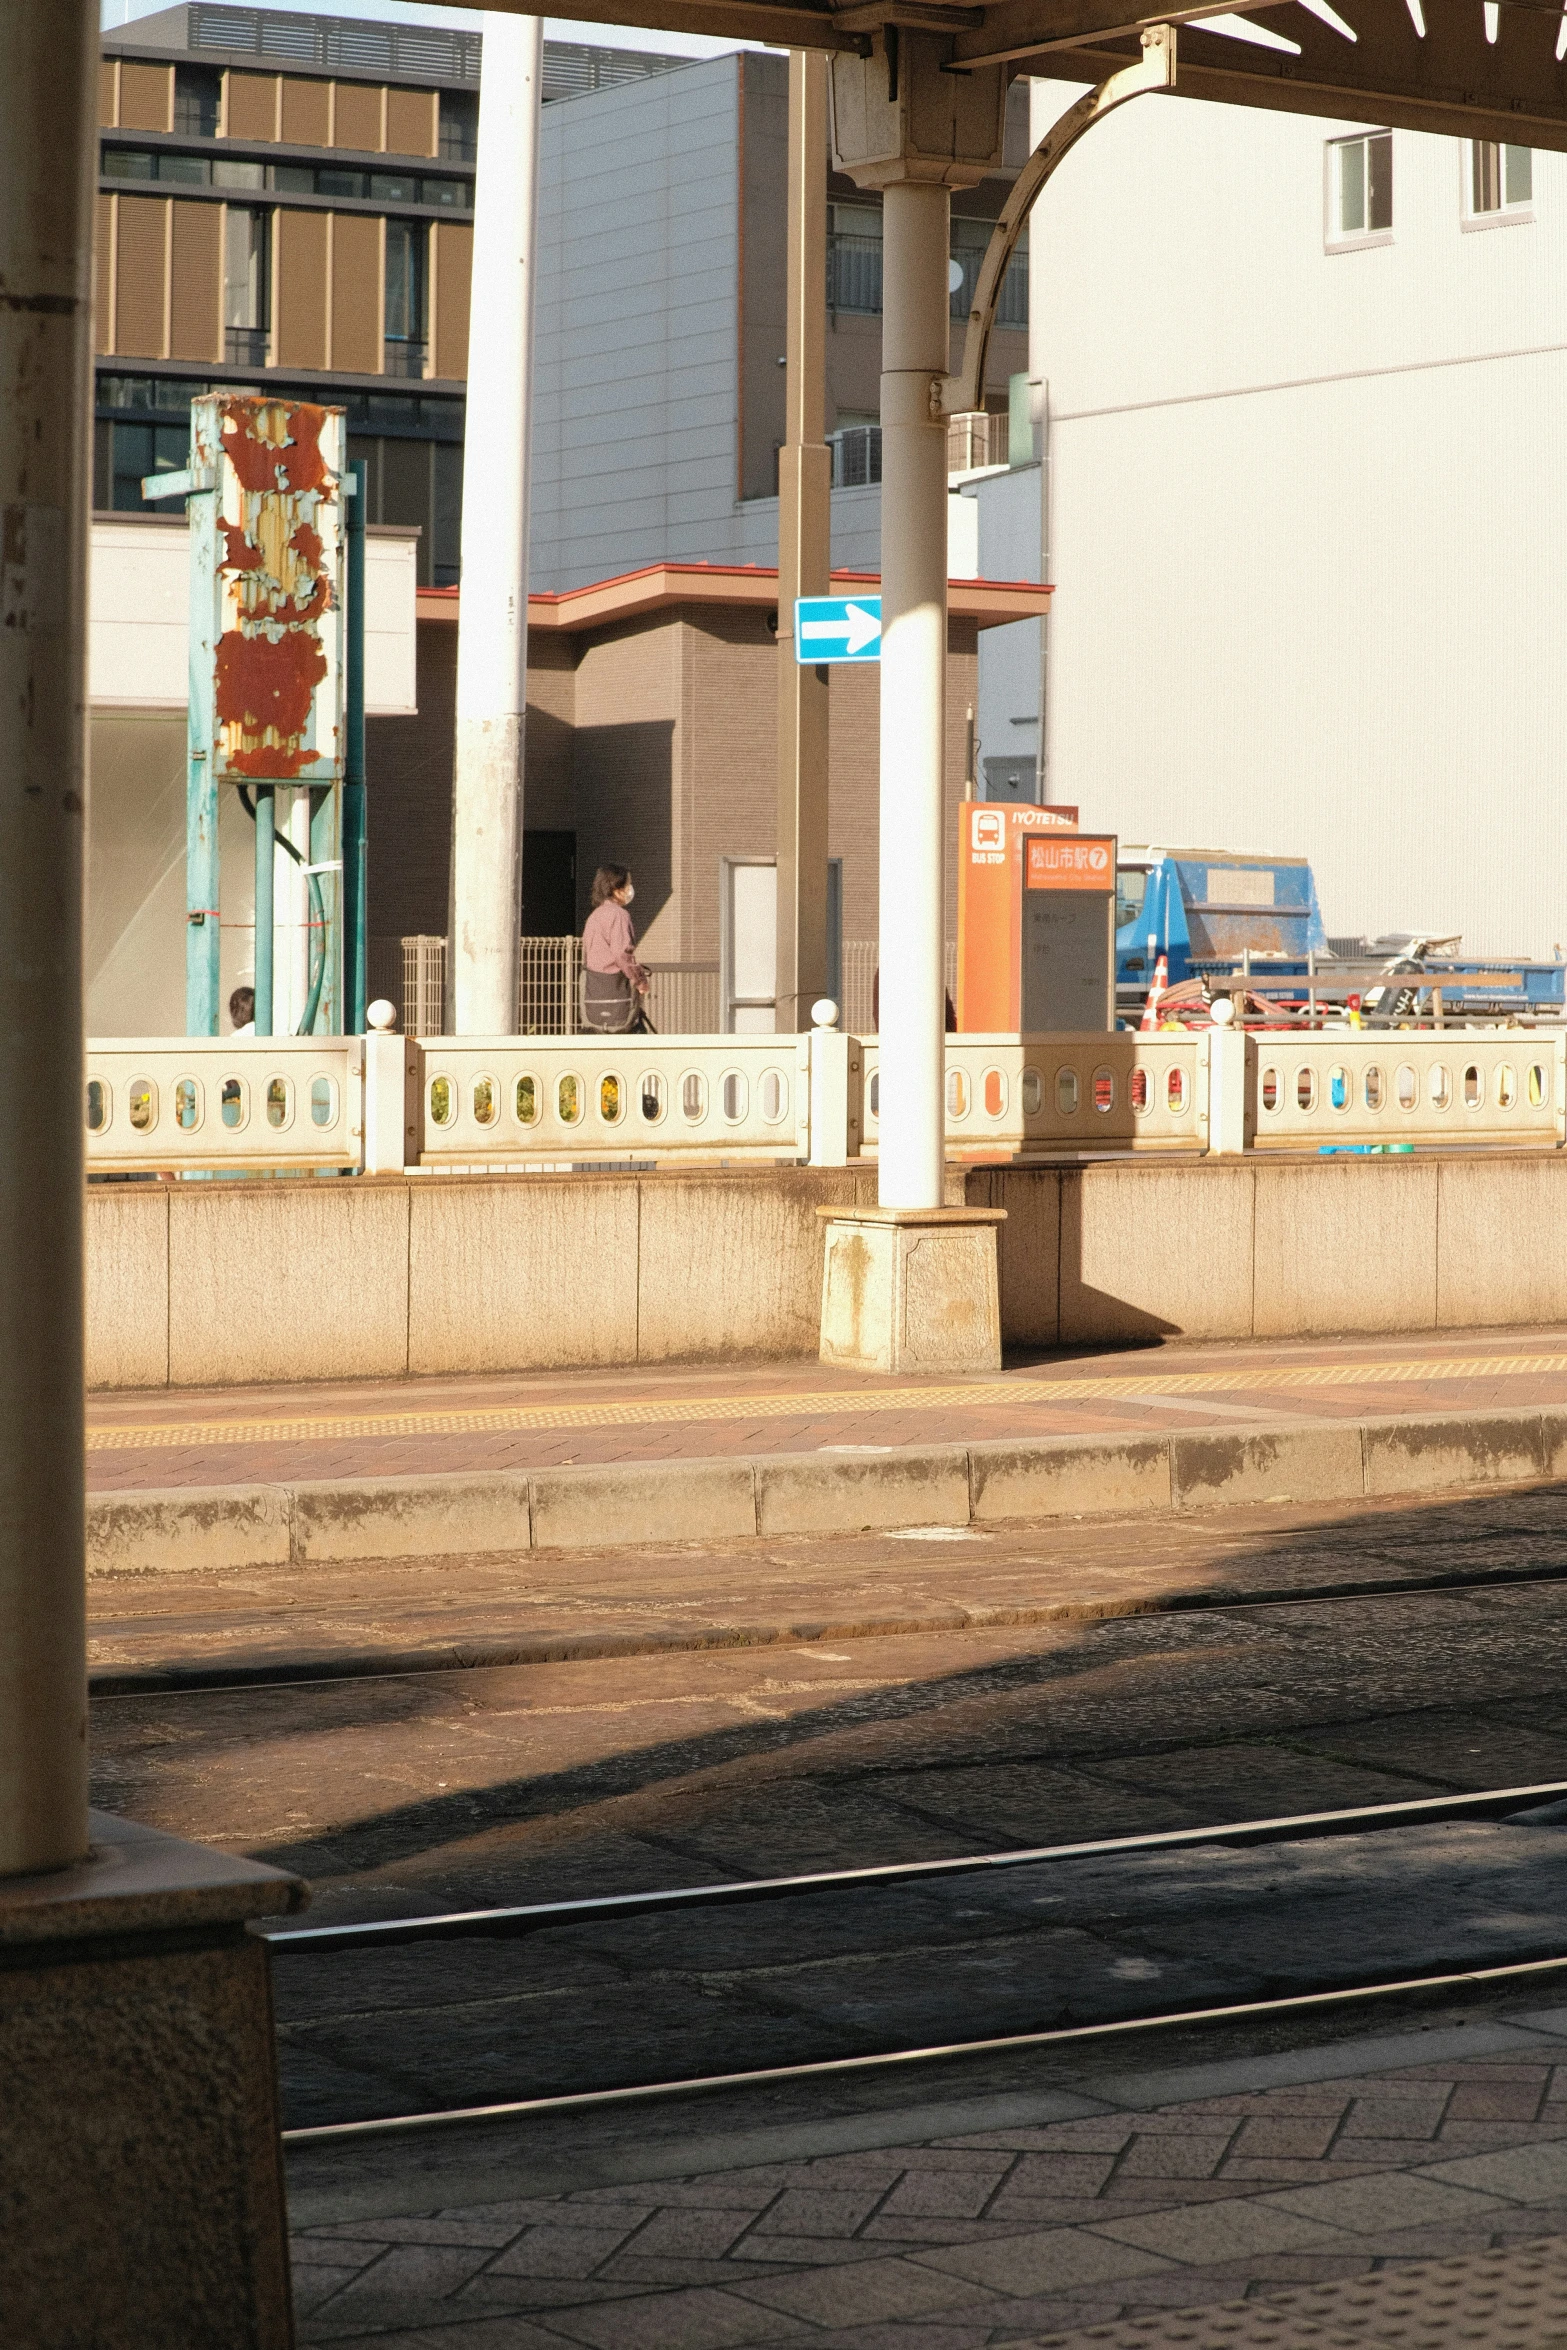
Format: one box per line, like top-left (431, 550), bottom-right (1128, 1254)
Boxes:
top-left (85, 1401), bottom-right (1567, 1575)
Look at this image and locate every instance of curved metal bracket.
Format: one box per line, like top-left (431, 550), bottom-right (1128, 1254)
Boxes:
top-left (938, 23), bottom-right (1176, 422)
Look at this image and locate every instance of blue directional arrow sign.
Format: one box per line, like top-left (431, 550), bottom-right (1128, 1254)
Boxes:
top-left (794, 595), bottom-right (882, 664)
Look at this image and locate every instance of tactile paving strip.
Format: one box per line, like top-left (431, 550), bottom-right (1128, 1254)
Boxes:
top-left (83, 1349), bottom-right (1567, 1451)
top-left (1025, 2233), bottom-right (1567, 2348)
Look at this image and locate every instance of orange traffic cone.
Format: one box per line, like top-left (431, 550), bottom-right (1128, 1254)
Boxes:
top-left (1139, 954), bottom-right (1168, 1032)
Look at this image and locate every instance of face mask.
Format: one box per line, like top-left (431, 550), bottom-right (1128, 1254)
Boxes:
top-left (621, 884), bottom-right (635, 904)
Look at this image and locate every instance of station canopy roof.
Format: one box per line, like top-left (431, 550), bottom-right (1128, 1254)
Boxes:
top-left (440, 0), bottom-right (1567, 153)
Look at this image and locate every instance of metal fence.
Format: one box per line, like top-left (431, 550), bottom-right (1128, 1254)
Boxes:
top-left (947, 411), bottom-right (1008, 474)
top-left (839, 943), bottom-right (957, 1036)
top-left (829, 425), bottom-right (881, 489)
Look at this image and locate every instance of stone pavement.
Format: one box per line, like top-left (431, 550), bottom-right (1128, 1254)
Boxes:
top-left (83, 1481), bottom-right (1567, 1687)
top-left (84, 1326), bottom-right (1567, 1494)
top-left (287, 2009), bottom-right (1567, 2346)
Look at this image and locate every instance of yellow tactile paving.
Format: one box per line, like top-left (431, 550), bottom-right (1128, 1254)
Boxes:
top-left (83, 1350), bottom-right (1567, 1451)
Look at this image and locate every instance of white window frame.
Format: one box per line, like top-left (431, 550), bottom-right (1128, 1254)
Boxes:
top-left (1324, 130), bottom-right (1394, 253)
top-left (1462, 139), bottom-right (1535, 231)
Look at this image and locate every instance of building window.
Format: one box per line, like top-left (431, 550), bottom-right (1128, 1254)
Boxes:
top-left (105, 419), bottom-right (190, 513)
top-left (223, 208), bottom-right (270, 367)
top-left (949, 217), bottom-right (1028, 327)
top-left (1327, 131), bottom-right (1392, 245)
top-left (1469, 141), bottom-right (1532, 219)
top-left (384, 220), bottom-right (428, 378)
top-left (440, 90), bottom-right (479, 163)
top-left (827, 202), bottom-right (883, 315)
top-left (173, 64), bottom-right (221, 139)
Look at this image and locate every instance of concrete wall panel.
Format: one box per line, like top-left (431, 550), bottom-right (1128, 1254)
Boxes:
top-left (225, 71), bottom-right (280, 142)
top-left (1437, 1157), bottom-right (1567, 1329)
top-left (385, 86), bottom-right (437, 158)
top-left (636, 1170), bottom-right (864, 1362)
top-left (975, 1167), bottom-right (1060, 1348)
top-left (1061, 1162), bottom-right (1254, 1342)
top-left (407, 1177), bottom-right (638, 1372)
top-left (280, 75), bottom-right (331, 148)
top-left (332, 81), bottom-right (383, 153)
top-left (118, 59), bottom-right (171, 132)
top-left (329, 213), bottom-right (383, 375)
top-left (167, 1182), bottom-right (410, 1386)
top-left (168, 200), bottom-right (223, 365)
top-left (430, 220), bottom-right (472, 384)
top-left (85, 1186), bottom-right (169, 1391)
top-left (273, 208), bottom-right (330, 371)
top-left (1252, 1160), bottom-right (1438, 1337)
top-left (114, 196), bottom-right (168, 359)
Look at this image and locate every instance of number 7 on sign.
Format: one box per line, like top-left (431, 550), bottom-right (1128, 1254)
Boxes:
top-left (794, 596), bottom-right (882, 663)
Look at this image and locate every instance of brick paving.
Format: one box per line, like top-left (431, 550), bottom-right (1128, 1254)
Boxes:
top-left (84, 1325), bottom-right (1567, 1493)
top-left (288, 2037), bottom-right (1567, 2344)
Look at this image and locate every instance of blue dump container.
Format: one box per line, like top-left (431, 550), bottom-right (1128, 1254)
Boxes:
top-left (1115, 851), bottom-right (1327, 991)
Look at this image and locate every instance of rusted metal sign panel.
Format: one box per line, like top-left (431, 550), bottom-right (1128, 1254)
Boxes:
top-left (192, 394), bottom-right (345, 787)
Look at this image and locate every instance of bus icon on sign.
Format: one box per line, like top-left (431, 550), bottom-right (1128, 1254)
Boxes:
top-left (972, 809), bottom-right (1004, 851)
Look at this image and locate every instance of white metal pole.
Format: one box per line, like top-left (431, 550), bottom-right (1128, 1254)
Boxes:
top-left (876, 180), bottom-right (950, 1208)
top-left (450, 12), bottom-right (542, 1035)
top-left (0, 1), bottom-right (94, 1876)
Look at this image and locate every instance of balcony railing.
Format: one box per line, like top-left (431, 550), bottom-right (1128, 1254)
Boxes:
top-left (383, 339), bottom-right (428, 380)
top-left (829, 233), bottom-right (1027, 328)
top-left (829, 424), bottom-right (881, 489)
top-left (826, 232), bottom-right (882, 315)
top-left (224, 326), bottom-right (270, 367)
top-left (947, 410), bottom-right (1009, 475)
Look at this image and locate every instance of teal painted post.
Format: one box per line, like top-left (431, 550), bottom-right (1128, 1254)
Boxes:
top-left (185, 483), bottom-right (220, 1034)
top-left (343, 459), bottom-right (367, 1032)
top-left (307, 780), bottom-right (338, 1033)
top-left (254, 784), bottom-right (275, 1035)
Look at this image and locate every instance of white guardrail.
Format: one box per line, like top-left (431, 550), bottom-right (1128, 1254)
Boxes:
top-left (82, 1026), bottom-right (1567, 1174)
top-left (86, 1037), bottom-right (362, 1173)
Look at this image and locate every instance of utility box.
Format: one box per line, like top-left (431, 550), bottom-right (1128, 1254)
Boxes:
top-left (1020, 834), bottom-right (1117, 1031)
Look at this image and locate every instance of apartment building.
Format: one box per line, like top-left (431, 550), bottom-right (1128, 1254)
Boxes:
top-left (91, 5), bottom-right (1042, 1031)
top-left (100, 4), bottom-right (1032, 588)
top-left (969, 78), bottom-right (1567, 960)
top-left (98, 4), bottom-right (700, 582)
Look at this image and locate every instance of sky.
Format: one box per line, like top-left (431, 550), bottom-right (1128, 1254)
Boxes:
top-left (99, 0), bottom-right (765, 61)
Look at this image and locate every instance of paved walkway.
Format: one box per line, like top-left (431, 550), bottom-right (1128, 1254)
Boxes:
top-left (287, 2007), bottom-right (1567, 2345)
top-left (85, 1326), bottom-right (1567, 1493)
top-left (84, 1482), bottom-right (1567, 1686)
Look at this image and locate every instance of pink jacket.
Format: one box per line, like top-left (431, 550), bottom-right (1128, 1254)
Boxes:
top-left (582, 899), bottom-right (647, 985)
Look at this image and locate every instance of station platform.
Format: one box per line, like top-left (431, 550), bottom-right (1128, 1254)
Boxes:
top-left (286, 1991), bottom-right (1567, 2347)
top-left (85, 1324), bottom-right (1567, 1494)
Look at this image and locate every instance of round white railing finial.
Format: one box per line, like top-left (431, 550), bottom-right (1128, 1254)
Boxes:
top-left (1210, 995), bottom-right (1236, 1027)
top-left (366, 999), bottom-right (398, 1032)
top-left (811, 997), bottom-right (840, 1030)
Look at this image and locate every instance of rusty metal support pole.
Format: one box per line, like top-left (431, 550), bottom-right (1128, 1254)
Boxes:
top-left (0, 2), bottom-right (94, 1876)
top-left (775, 49), bottom-right (832, 1035)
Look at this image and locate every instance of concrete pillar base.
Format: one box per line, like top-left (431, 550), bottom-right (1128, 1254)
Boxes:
top-left (818, 1204), bottom-right (1005, 1374)
top-left (0, 1810), bottom-right (306, 2348)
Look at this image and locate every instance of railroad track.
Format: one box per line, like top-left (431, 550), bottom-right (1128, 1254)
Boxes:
top-left (265, 1779), bottom-right (1567, 2145)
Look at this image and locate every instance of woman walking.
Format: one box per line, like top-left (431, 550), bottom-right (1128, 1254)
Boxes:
top-left (581, 864), bottom-right (651, 1032)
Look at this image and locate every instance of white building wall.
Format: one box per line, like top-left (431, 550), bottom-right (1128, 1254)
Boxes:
top-left (1030, 76), bottom-right (1567, 957)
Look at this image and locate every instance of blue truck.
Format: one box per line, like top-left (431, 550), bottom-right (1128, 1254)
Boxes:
top-left (1114, 848), bottom-right (1564, 1022)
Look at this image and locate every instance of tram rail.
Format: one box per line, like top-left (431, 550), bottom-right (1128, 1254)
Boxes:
top-left (267, 1778), bottom-right (1567, 2146)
